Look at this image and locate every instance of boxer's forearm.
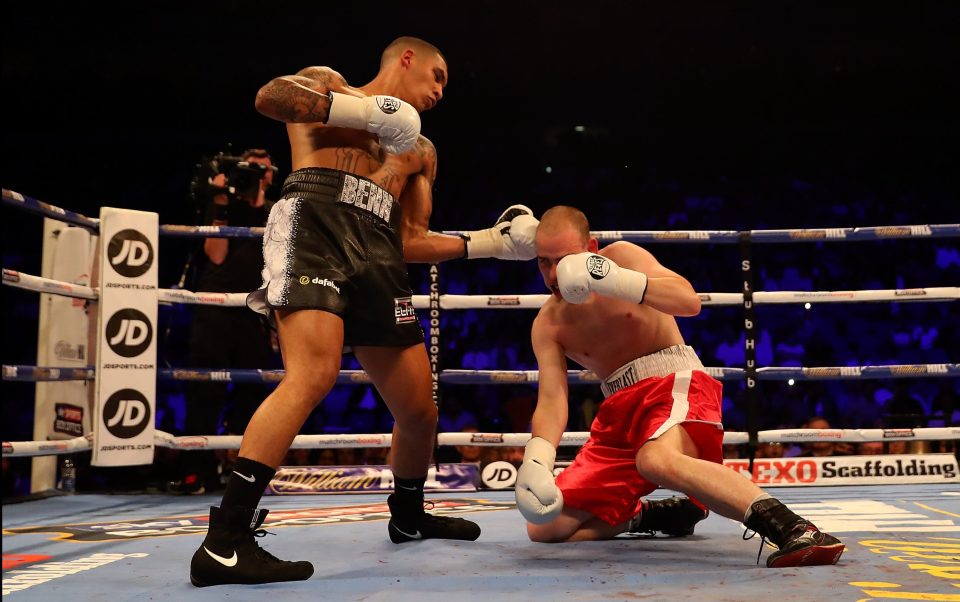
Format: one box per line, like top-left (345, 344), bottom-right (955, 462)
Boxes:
top-left (402, 231), bottom-right (467, 263)
top-left (640, 277), bottom-right (702, 317)
top-left (530, 394), bottom-right (568, 448)
top-left (255, 76), bottom-right (332, 123)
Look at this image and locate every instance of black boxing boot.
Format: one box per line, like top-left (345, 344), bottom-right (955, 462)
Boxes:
top-left (387, 494), bottom-right (481, 543)
top-left (744, 498), bottom-right (845, 567)
top-left (628, 496), bottom-right (709, 537)
top-left (190, 505), bottom-right (313, 586)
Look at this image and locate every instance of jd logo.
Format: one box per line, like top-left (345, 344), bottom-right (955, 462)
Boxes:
top-left (480, 461), bottom-right (518, 490)
top-left (108, 230), bottom-right (153, 277)
top-left (103, 389), bottom-right (151, 438)
top-left (105, 309), bottom-right (153, 357)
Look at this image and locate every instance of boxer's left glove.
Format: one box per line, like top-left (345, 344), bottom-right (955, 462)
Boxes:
top-left (557, 252), bottom-right (648, 304)
top-left (326, 91), bottom-right (421, 154)
top-left (515, 437), bottom-right (564, 524)
top-left (462, 205), bottom-right (539, 260)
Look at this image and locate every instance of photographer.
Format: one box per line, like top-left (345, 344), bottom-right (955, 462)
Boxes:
top-left (169, 148), bottom-right (279, 494)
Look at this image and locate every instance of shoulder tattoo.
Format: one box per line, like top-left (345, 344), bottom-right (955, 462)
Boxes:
top-left (294, 66), bottom-right (348, 90)
top-left (416, 137), bottom-right (438, 183)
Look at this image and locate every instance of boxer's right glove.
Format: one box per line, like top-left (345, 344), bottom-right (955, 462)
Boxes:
top-left (557, 252), bottom-right (648, 305)
top-left (515, 437), bottom-right (564, 524)
top-left (326, 91), bottom-right (421, 154)
top-left (462, 205), bottom-right (539, 260)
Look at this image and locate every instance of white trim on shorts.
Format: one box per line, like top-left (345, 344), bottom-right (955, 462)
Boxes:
top-left (650, 369), bottom-right (694, 439)
top-left (247, 196), bottom-right (301, 316)
top-left (600, 345), bottom-right (704, 398)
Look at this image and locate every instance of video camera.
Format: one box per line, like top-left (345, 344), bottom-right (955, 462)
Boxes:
top-left (190, 148), bottom-right (278, 206)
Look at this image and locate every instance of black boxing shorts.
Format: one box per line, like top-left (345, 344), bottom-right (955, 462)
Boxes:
top-left (247, 167), bottom-right (423, 348)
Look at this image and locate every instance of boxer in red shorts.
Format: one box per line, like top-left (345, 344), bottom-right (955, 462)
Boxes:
top-left (518, 205), bottom-right (844, 568)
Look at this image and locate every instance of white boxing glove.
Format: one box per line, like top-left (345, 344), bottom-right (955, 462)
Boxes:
top-left (515, 437), bottom-right (564, 524)
top-left (556, 252), bottom-right (649, 305)
top-left (462, 205), bottom-right (539, 260)
top-left (326, 91), bottom-right (421, 154)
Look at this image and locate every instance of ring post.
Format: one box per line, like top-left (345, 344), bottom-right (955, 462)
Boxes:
top-left (739, 232), bottom-right (760, 470)
top-left (32, 221), bottom-right (94, 492)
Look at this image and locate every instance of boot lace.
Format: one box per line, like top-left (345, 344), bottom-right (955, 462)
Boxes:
top-left (251, 528), bottom-right (284, 563)
top-left (742, 528), bottom-right (768, 565)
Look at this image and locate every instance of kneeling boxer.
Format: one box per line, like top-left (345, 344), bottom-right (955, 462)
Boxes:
top-left (516, 205), bottom-right (844, 567)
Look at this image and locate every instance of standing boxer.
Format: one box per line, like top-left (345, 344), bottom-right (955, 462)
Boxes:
top-left (190, 36), bottom-right (539, 587)
top-left (515, 206), bottom-right (844, 567)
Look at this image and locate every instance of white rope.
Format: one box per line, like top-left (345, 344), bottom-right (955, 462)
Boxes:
top-left (1, 269), bottom-right (250, 306)
top-left (720, 427), bottom-right (960, 445)
top-left (752, 288), bottom-right (960, 304)
top-left (425, 288), bottom-right (960, 308)
top-left (3, 269), bottom-right (96, 300)
top-left (158, 289), bottom-right (248, 306)
top-left (424, 294), bottom-right (549, 309)
top-left (6, 268), bottom-right (957, 308)
top-left (4, 427), bottom-right (958, 456)
top-left (2, 436), bottom-right (93, 457)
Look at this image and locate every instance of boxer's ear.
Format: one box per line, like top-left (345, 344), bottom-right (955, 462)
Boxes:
top-left (587, 238), bottom-right (599, 253)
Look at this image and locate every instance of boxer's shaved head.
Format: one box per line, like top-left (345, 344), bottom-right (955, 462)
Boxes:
top-left (539, 206), bottom-right (590, 244)
top-left (381, 37), bottom-right (446, 69)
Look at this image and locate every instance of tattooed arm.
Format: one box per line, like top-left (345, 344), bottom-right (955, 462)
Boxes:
top-left (398, 137), bottom-right (468, 263)
top-left (254, 66), bottom-right (348, 123)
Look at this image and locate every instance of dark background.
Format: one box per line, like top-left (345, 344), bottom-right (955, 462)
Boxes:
top-left (2, 2), bottom-right (958, 492)
top-left (4, 2), bottom-right (958, 228)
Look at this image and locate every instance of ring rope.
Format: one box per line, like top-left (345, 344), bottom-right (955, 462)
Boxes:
top-left (5, 364), bottom-right (959, 384)
top-left (3, 269), bottom-right (97, 301)
top-left (2, 188), bottom-right (99, 231)
top-left (429, 289), bottom-right (960, 309)
top-left (5, 189), bottom-right (958, 243)
top-left (160, 224), bottom-right (266, 239)
top-left (5, 427), bottom-right (959, 458)
top-left (5, 269), bottom-right (957, 308)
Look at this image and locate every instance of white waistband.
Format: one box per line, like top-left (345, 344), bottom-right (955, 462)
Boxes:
top-left (600, 345), bottom-right (704, 398)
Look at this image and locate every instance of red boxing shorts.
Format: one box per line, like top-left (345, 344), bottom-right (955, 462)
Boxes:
top-left (556, 346), bottom-right (723, 526)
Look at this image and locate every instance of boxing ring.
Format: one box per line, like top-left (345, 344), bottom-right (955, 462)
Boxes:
top-left (3, 187), bottom-right (960, 601)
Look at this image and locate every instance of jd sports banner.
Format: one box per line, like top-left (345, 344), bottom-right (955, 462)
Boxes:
top-left (93, 208), bottom-right (158, 466)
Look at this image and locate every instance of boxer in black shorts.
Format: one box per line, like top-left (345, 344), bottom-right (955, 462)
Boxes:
top-left (191, 37), bottom-right (541, 587)
top-left (248, 167), bottom-right (423, 348)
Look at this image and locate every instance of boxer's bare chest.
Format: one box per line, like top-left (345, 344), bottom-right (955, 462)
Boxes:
top-left (553, 299), bottom-right (683, 378)
top-left (288, 125), bottom-right (423, 198)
